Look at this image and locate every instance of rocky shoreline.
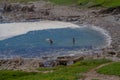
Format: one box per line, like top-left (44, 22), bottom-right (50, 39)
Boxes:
top-left (0, 1), bottom-right (120, 71)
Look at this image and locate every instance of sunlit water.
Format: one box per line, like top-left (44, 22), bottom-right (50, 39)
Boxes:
top-left (0, 21), bottom-right (111, 58)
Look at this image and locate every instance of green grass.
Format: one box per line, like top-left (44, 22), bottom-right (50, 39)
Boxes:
top-left (0, 59), bottom-right (110, 80)
top-left (97, 62), bottom-right (120, 76)
top-left (0, 0), bottom-right (120, 8)
top-left (49, 0), bottom-right (120, 7)
top-left (78, 0), bottom-right (120, 8)
top-left (48, 0), bottom-right (78, 5)
top-left (0, 70), bottom-right (37, 80)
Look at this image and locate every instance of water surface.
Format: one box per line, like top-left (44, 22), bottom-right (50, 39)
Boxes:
top-left (0, 21), bottom-right (111, 58)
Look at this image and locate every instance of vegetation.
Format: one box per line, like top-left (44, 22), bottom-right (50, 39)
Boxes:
top-left (0, 70), bottom-right (37, 80)
top-left (48, 0), bottom-right (78, 5)
top-left (97, 62), bottom-right (120, 76)
top-left (0, 0), bottom-right (120, 8)
top-left (0, 59), bottom-right (110, 80)
top-left (78, 0), bottom-right (120, 8)
top-left (48, 0), bottom-right (120, 7)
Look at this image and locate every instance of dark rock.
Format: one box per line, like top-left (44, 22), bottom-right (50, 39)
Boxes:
top-left (73, 56), bottom-right (84, 63)
top-left (57, 59), bottom-right (68, 66)
top-left (21, 6), bottom-right (29, 12)
top-left (99, 6), bottom-right (120, 15)
top-left (43, 60), bottom-right (58, 67)
top-left (56, 56), bottom-right (84, 66)
top-left (12, 3), bottom-right (22, 12)
top-left (57, 56), bottom-right (71, 59)
top-left (28, 5), bottom-right (36, 12)
top-left (108, 51), bottom-right (117, 55)
top-left (56, 17), bottom-right (64, 21)
top-left (40, 9), bottom-right (50, 16)
top-left (67, 16), bottom-right (80, 21)
top-left (3, 3), bottom-right (13, 12)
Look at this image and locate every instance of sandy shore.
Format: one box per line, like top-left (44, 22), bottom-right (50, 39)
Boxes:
top-left (0, 21), bottom-right (79, 40)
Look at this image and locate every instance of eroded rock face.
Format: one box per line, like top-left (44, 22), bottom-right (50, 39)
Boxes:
top-left (39, 9), bottom-right (50, 16)
top-left (3, 4), bottom-right (13, 12)
top-left (99, 6), bottom-right (120, 15)
top-left (56, 56), bottom-right (84, 66)
top-left (0, 58), bottom-right (44, 70)
top-left (0, 56), bottom-right (85, 70)
top-left (3, 3), bottom-right (36, 12)
top-left (108, 51), bottom-right (117, 55)
top-left (21, 5), bottom-right (35, 12)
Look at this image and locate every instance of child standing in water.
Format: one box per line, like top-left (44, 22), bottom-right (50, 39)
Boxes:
top-left (73, 37), bottom-right (76, 45)
top-left (46, 38), bottom-right (54, 45)
top-left (49, 39), bottom-right (53, 45)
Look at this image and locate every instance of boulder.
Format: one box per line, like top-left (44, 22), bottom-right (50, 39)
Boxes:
top-left (28, 5), bottom-right (35, 12)
top-left (21, 6), bottom-right (29, 12)
top-left (43, 60), bottom-right (58, 67)
top-left (107, 51), bottom-right (117, 56)
top-left (73, 56), bottom-right (84, 63)
top-left (3, 4), bottom-right (13, 12)
top-left (67, 16), bottom-right (80, 21)
top-left (39, 9), bottom-right (50, 16)
top-left (56, 56), bottom-right (84, 66)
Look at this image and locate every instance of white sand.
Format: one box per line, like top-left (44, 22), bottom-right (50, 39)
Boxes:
top-left (0, 21), bottom-right (79, 40)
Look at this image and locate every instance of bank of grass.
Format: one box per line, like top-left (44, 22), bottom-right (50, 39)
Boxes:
top-left (78, 0), bottom-right (120, 8)
top-left (0, 59), bottom-right (111, 80)
top-left (0, 0), bottom-right (120, 8)
top-left (97, 62), bottom-right (120, 76)
top-left (48, 0), bottom-right (120, 7)
top-left (48, 0), bottom-right (78, 5)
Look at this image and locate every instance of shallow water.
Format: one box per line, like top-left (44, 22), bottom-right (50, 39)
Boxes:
top-left (0, 21), bottom-right (111, 58)
top-left (0, 27), bottom-right (108, 58)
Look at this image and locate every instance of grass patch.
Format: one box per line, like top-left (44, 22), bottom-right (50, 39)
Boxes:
top-left (0, 70), bottom-right (37, 80)
top-left (97, 62), bottom-right (120, 76)
top-left (78, 0), bottom-right (120, 8)
top-left (0, 0), bottom-right (120, 8)
top-left (48, 0), bottom-right (78, 5)
top-left (0, 59), bottom-right (110, 80)
top-left (103, 0), bottom-right (120, 7)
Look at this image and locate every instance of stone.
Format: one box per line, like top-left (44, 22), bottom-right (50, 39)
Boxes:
top-left (21, 6), bottom-right (29, 12)
top-left (73, 56), bottom-right (84, 63)
top-left (3, 4), bottom-right (13, 12)
top-left (40, 9), bottom-right (50, 16)
top-left (108, 51), bottom-right (117, 55)
top-left (67, 60), bottom-right (74, 65)
top-left (56, 56), bottom-right (84, 66)
top-left (28, 5), bottom-right (36, 12)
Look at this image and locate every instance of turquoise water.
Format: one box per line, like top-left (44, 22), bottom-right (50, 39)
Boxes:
top-left (0, 27), bottom-right (107, 58)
